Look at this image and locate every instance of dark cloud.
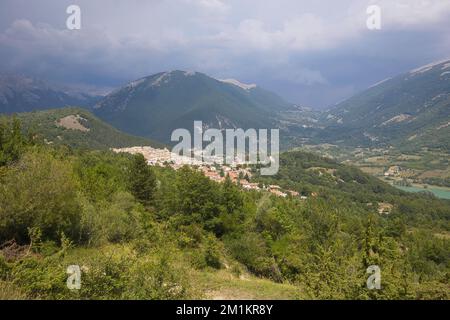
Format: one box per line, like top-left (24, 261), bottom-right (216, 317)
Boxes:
top-left (0, 0), bottom-right (449, 108)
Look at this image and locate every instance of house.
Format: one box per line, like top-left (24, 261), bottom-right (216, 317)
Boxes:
top-left (270, 189), bottom-right (287, 197)
top-left (227, 171), bottom-right (238, 181)
top-left (241, 181), bottom-right (260, 191)
top-left (378, 202), bottom-right (393, 215)
top-left (287, 190), bottom-right (300, 197)
top-left (384, 166), bottom-right (401, 177)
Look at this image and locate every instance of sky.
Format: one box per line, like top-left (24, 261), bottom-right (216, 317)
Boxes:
top-left (0, 0), bottom-right (450, 109)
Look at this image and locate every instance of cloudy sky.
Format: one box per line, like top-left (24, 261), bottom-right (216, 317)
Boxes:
top-left (1, 0), bottom-right (450, 108)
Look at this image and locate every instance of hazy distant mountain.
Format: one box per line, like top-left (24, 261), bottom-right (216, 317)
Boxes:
top-left (93, 70), bottom-right (292, 143)
top-left (319, 59), bottom-right (450, 150)
top-left (0, 74), bottom-right (102, 114)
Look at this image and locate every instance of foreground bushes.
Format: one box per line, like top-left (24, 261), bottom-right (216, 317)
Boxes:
top-left (224, 232), bottom-right (282, 282)
top-left (0, 150), bottom-right (81, 243)
top-left (1, 244), bottom-right (195, 300)
top-left (0, 149), bottom-right (154, 246)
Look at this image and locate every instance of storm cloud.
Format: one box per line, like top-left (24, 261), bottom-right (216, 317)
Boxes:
top-left (1, 0), bottom-right (450, 108)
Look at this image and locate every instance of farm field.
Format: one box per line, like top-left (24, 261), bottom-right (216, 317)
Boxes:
top-left (300, 144), bottom-right (450, 199)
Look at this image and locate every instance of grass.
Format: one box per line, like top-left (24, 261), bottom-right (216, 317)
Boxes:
top-left (0, 281), bottom-right (27, 300)
top-left (1, 242), bottom-right (302, 300)
top-left (190, 269), bottom-right (302, 300)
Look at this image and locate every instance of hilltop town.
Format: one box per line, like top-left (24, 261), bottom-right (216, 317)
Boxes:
top-left (112, 146), bottom-right (303, 199)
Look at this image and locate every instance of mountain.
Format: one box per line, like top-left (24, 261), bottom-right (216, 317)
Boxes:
top-left (13, 107), bottom-right (163, 149)
top-left (0, 74), bottom-right (102, 114)
top-left (320, 59), bottom-right (450, 150)
top-left (93, 70), bottom-right (292, 143)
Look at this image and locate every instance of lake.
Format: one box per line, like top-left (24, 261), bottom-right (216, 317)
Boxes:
top-left (395, 185), bottom-right (450, 200)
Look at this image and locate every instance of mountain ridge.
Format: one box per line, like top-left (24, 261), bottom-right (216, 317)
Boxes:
top-left (93, 70), bottom-right (292, 143)
top-left (314, 58), bottom-right (450, 150)
top-left (0, 74), bottom-right (102, 114)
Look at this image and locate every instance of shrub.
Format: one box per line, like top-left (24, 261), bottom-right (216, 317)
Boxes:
top-left (0, 150), bottom-right (81, 243)
top-left (224, 232), bottom-right (281, 281)
top-left (0, 280), bottom-right (27, 300)
top-left (79, 192), bottom-right (145, 245)
top-left (76, 254), bottom-right (130, 299)
top-left (123, 255), bottom-right (194, 299)
top-left (204, 237), bottom-right (222, 269)
top-left (0, 254), bottom-right (11, 280)
top-left (11, 256), bottom-right (68, 299)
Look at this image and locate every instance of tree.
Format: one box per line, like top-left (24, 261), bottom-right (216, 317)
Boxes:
top-left (129, 154), bottom-right (156, 206)
top-left (221, 176), bottom-right (243, 215)
top-left (0, 117), bottom-right (26, 166)
top-left (174, 166), bottom-right (220, 223)
top-left (362, 214), bottom-right (382, 268)
top-left (301, 242), bottom-right (363, 299)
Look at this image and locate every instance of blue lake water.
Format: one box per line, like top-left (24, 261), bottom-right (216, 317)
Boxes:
top-left (395, 185), bottom-right (450, 200)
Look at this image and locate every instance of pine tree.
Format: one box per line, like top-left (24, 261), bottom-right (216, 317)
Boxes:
top-left (363, 214), bottom-right (381, 268)
top-left (129, 154), bottom-right (157, 206)
top-left (0, 117), bottom-right (26, 166)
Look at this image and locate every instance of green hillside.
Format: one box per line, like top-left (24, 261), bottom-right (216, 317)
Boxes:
top-left (1, 119), bottom-right (449, 300)
top-left (318, 59), bottom-right (450, 151)
top-left (94, 71), bottom-right (292, 143)
top-left (13, 107), bottom-right (163, 149)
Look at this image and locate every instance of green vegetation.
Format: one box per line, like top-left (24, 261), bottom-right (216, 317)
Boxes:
top-left (294, 144), bottom-right (450, 200)
top-left (281, 60), bottom-right (450, 154)
top-left (14, 107), bottom-right (164, 150)
top-left (0, 119), bottom-right (449, 300)
top-left (129, 154), bottom-right (157, 206)
top-left (94, 71), bottom-right (290, 143)
top-left (319, 60), bottom-right (450, 151)
top-left (0, 117), bottom-right (26, 166)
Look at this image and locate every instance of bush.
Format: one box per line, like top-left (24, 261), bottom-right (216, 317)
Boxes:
top-left (0, 150), bottom-right (81, 243)
top-left (225, 232), bottom-right (281, 281)
top-left (0, 254), bottom-right (11, 280)
top-left (177, 224), bottom-right (204, 248)
top-left (79, 192), bottom-right (145, 245)
top-left (189, 235), bottom-right (222, 270)
top-left (11, 255), bottom-right (68, 299)
top-left (75, 254), bottom-right (130, 299)
top-left (204, 238), bottom-right (222, 269)
top-left (124, 255), bottom-right (193, 299)
top-left (0, 280), bottom-right (26, 300)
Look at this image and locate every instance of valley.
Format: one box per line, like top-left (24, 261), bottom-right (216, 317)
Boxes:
top-left (298, 144), bottom-right (450, 200)
top-left (2, 62), bottom-right (450, 198)
top-left (2, 0), bottom-right (450, 303)
top-left (1, 119), bottom-right (448, 299)
top-left (0, 58), bottom-right (449, 301)
top-left (275, 58), bottom-right (450, 199)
